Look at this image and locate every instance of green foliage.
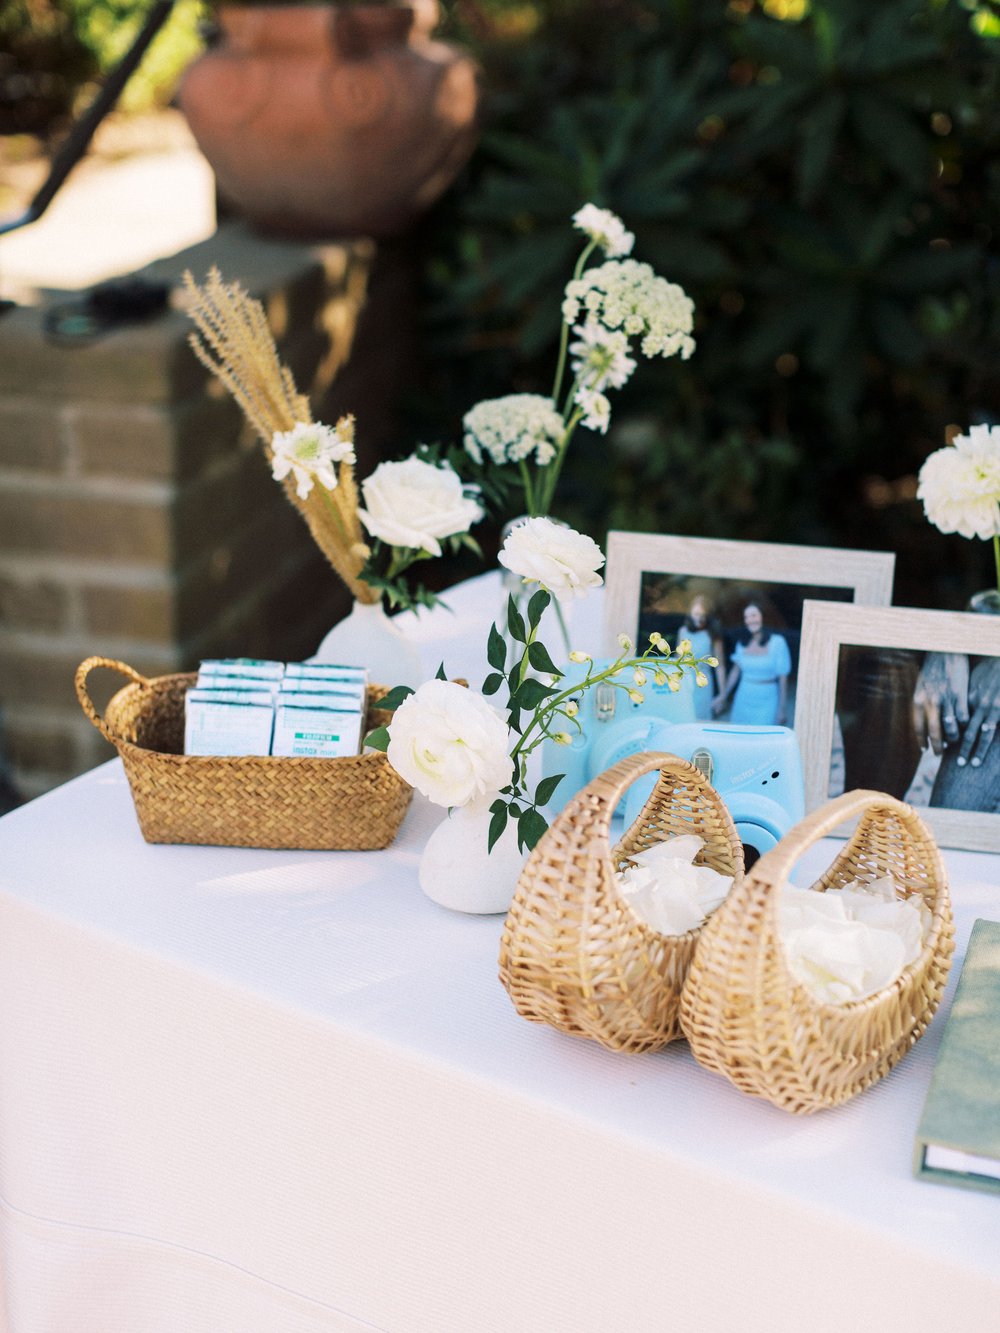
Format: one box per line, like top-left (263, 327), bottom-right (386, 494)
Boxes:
top-left (64, 0), bottom-right (206, 112)
top-left (0, 2), bottom-right (96, 134)
top-left (421, 0), bottom-right (1000, 605)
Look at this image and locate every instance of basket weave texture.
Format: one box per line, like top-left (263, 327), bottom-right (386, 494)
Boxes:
top-left (75, 656), bottom-right (412, 850)
top-left (679, 789), bottom-right (955, 1114)
top-left (499, 752), bottom-right (744, 1054)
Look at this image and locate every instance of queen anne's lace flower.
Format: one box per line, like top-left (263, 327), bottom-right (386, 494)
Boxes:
top-left (569, 322), bottom-right (637, 393)
top-left (563, 259), bottom-right (696, 361)
top-left (572, 204), bottom-right (635, 258)
top-left (917, 425), bottom-right (1000, 541)
top-left (463, 394), bottom-right (563, 467)
top-left (270, 418), bottom-right (356, 500)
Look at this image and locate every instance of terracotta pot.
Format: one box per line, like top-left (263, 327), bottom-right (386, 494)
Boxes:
top-left (179, 3), bottom-right (478, 237)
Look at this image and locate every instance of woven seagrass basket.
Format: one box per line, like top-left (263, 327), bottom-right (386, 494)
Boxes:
top-left (75, 656), bottom-right (413, 850)
top-left (499, 751), bottom-right (744, 1054)
top-left (679, 789), bottom-right (955, 1114)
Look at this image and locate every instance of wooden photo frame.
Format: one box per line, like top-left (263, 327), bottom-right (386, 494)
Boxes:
top-left (602, 533), bottom-right (895, 730)
top-left (798, 601), bottom-right (1000, 852)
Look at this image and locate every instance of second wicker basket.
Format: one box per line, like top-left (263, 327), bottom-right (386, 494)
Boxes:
top-left (679, 789), bottom-right (955, 1113)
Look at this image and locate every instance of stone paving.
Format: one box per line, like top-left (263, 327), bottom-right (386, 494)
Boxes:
top-left (0, 110), bottom-right (215, 304)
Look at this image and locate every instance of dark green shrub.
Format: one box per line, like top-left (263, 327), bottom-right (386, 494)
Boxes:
top-left (420, 0), bottom-right (1000, 606)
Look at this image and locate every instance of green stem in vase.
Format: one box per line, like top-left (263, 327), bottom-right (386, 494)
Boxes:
top-left (550, 239), bottom-right (597, 409)
top-left (994, 531), bottom-right (1000, 596)
top-left (518, 460), bottom-right (538, 518)
top-left (538, 408), bottom-right (584, 516)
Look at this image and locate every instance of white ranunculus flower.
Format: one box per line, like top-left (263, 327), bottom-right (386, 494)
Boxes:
top-left (917, 425), bottom-right (1000, 541)
top-left (572, 204), bottom-right (635, 258)
top-left (387, 679), bottom-right (512, 808)
top-left (358, 457), bottom-right (483, 556)
top-left (498, 517), bottom-right (605, 603)
top-left (270, 418), bottom-right (356, 500)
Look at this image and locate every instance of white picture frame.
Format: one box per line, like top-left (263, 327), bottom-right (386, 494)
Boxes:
top-left (602, 532), bottom-right (896, 730)
top-left (797, 600), bottom-right (1000, 853)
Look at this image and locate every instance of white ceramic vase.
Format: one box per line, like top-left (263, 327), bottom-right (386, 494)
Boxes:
top-left (418, 792), bottom-right (528, 914)
top-left (313, 599), bottom-right (425, 689)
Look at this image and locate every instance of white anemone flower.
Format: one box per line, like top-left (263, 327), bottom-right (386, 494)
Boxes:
top-left (572, 204), bottom-right (635, 258)
top-left (569, 321), bottom-right (637, 392)
top-left (575, 387), bottom-right (612, 434)
top-left (270, 419), bottom-right (356, 500)
top-left (917, 425), bottom-right (1000, 541)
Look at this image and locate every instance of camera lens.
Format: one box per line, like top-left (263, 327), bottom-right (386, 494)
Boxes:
top-left (742, 841), bottom-right (762, 872)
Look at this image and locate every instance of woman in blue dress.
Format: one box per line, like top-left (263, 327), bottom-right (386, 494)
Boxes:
top-left (713, 603), bottom-right (792, 726)
top-left (677, 595), bottom-right (727, 720)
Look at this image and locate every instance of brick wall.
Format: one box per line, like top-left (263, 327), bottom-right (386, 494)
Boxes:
top-left (0, 222), bottom-right (413, 801)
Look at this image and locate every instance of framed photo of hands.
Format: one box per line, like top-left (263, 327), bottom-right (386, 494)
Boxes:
top-left (798, 601), bottom-right (1000, 852)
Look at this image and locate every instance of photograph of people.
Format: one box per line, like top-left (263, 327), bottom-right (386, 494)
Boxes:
top-left (676, 595), bottom-right (727, 719)
top-left (713, 602), bottom-right (792, 726)
top-left (836, 645), bottom-right (1000, 813)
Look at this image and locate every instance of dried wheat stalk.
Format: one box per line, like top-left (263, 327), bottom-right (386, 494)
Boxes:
top-left (184, 268), bottom-right (377, 603)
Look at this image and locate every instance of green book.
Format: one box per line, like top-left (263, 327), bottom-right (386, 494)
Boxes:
top-left (914, 918), bottom-right (1000, 1196)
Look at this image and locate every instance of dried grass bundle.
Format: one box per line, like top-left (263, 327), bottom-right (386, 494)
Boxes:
top-left (184, 268), bottom-right (378, 603)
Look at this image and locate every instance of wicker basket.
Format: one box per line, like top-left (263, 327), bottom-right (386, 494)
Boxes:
top-left (499, 752), bottom-right (744, 1054)
top-left (75, 656), bottom-right (413, 850)
top-left (679, 789), bottom-right (955, 1114)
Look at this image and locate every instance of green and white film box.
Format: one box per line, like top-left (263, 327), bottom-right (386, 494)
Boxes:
top-left (913, 918), bottom-right (1000, 1196)
top-left (272, 695), bottom-right (363, 759)
top-left (184, 688), bottom-right (276, 757)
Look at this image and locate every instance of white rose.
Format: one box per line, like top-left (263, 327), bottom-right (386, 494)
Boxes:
top-left (358, 457), bottom-right (483, 556)
top-left (497, 517), bottom-right (605, 603)
top-left (917, 425), bottom-right (1000, 541)
top-left (387, 679), bottom-right (512, 808)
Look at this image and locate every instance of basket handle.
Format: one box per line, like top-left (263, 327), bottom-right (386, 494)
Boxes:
top-left (570, 750), bottom-right (711, 843)
top-left (75, 656), bottom-right (151, 744)
top-left (747, 788), bottom-right (933, 894)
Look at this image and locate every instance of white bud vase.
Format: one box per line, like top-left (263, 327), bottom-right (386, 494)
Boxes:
top-left (419, 792), bottom-right (528, 914)
top-left (312, 599), bottom-right (425, 689)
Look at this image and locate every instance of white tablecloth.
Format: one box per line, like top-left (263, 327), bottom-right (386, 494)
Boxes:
top-left (0, 576), bottom-right (998, 1332)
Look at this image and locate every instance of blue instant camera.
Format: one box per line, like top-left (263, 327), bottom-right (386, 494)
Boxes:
top-left (541, 658), bottom-right (804, 867)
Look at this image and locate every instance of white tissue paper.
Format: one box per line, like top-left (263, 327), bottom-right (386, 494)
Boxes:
top-left (615, 835), bottom-right (733, 937)
top-left (778, 875), bottom-right (929, 1005)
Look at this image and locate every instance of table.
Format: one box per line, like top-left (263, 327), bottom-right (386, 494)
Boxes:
top-left (0, 577), bottom-right (998, 1332)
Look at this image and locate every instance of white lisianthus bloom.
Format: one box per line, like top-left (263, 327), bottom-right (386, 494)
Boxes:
top-left (563, 259), bottom-right (696, 361)
top-left (575, 387), bottom-right (612, 435)
top-left (270, 419), bottom-right (356, 500)
top-left (387, 679), bottom-right (512, 808)
top-left (357, 456), bottom-right (482, 556)
top-left (617, 633), bottom-right (633, 652)
top-left (569, 322), bottom-right (637, 392)
top-left (917, 425), bottom-right (1000, 541)
top-left (572, 204), bottom-right (635, 258)
top-left (569, 649), bottom-right (591, 663)
top-left (498, 517), bottom-right (605, 603)
top-left (463, 394), bottom-right (564, 468)
top-left (564, 700), bottom-right (579, 718)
